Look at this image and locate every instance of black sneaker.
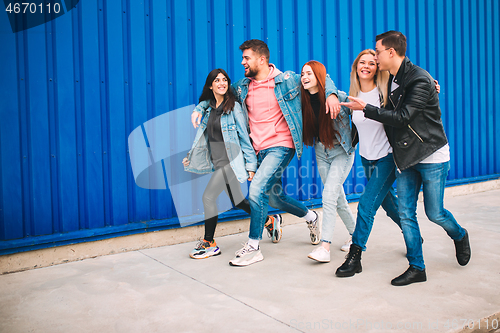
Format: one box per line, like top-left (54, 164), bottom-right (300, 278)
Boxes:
top-left (454, 229), bottom-right (471, 266)
top-left (391, 266), bottom-right (427, 286)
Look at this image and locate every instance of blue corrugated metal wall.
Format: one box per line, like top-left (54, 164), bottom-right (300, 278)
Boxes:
top-left (1, 0), bottom-right (499, 255)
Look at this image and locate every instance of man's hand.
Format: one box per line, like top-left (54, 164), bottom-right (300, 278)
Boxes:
top-left (340, 96), bottom-right (367, 111)
top-left (182, 157), bottom-right (190, 167)
top-left (434, 79), bottom-right (440, 94)
top-left (326, 94), bottom-right (341, 119)
top-left (191, 111), bottom-right (202, 128)
top-left (248, 171), bottom-right (255, 181)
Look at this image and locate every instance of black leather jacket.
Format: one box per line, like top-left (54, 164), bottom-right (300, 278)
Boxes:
top-left (363, 57), bottom-right (448, 171)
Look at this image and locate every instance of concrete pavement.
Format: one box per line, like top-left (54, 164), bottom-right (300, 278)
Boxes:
top-left (1, 189), bottom-right (499, 333)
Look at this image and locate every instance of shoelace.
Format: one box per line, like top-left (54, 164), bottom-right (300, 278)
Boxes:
top-left (195, 239), bottom-right (210, 250)
top-left (234, 243), bottom-right (254, 256)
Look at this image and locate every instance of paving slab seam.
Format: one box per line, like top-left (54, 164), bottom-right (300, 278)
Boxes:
top-left (138, 250), bottom-right (305, 333)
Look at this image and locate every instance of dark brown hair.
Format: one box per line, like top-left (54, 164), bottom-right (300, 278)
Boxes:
top-left (300, 61), bottom-right (339, 148)
top-left (376, 30), bottom-right (407, 57)
top-left (239, 39), bottom-right (270, 63)
top-left (198, 68), bottom-right (236, 114)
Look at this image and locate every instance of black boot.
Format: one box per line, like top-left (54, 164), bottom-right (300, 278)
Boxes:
top-left (335, 243), bottom-right (362, 277)
top-left (391, 265), bottom-right (427, 286)
top-left (454, 229), bottom-right (471, 266)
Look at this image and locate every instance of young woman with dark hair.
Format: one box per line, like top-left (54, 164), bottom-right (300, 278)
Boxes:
top-left (183, 68), bottom-right (279, 259)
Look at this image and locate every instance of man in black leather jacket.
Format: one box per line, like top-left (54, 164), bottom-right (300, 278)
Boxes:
top-left (341, 31), bottom-right (471, 286)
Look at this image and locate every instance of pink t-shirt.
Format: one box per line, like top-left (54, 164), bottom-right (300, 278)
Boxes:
top-left (246, 64), bottom-right (295, 153)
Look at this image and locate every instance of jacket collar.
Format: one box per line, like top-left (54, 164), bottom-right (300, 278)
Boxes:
top-left (239, 67), bottom-right (284, 87)
top-left (393, 57), bottom-right (412, 85)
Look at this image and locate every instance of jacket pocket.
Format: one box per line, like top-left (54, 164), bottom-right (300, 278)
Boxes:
top-left (282, 87), bottom-right (299, 101)
top-left (396, 133), bottom-right (416, 149)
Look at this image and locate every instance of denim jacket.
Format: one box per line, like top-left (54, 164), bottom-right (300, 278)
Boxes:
top-left (332, 90), bottom-right (356, 155)
top-left (185, 101), bottom-right (257, 183)
top-left (194, 67), bottom-right (338, 159)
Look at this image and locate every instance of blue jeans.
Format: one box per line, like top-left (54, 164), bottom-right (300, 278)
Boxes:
top-left (248, 147), bottom-right (308, 240)
top-left (352, 153), bottom-right (402, 250)
top-left (397, 161), bottom-right (465, 270)
top-left (314, 142), bottom-right (356, 243)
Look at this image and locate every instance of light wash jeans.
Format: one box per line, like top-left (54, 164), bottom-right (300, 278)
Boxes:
top-left (314, 142), bottom-right (356, 243)
top-left (248, 147), bottom-right (308, 240)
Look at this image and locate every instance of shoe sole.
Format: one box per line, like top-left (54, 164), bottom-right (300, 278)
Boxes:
top-left (391, 277), bottom-right (427, 286)
top-left (335, 267), bottom-right (362, 277)
top-left (189, 249), bottom-right (221, 259)
top-left (272, 215), bottom-right (282, 243)
top-left (307, 255), bottom-right (330, 263)
top-left (229, 252), bottom-right (264, 266)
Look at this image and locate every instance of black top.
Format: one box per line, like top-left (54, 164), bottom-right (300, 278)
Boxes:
top-left (207, 100), bottom-right (230, 169)
top-left (309, 92), bottom-right (339, 146)
top-left (309, 92), bottom-right (321, 141)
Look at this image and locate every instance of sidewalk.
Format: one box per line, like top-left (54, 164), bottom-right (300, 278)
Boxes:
top-left (1, 189), bottom-right (499, 333)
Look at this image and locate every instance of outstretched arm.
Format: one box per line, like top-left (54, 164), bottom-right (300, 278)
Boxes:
top-left (341, 77), bottom-right (433, 128)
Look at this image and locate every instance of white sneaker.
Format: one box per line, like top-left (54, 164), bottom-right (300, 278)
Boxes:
top-left (341, 236), bottom-right (352, 252)
top-left (229, 242), bottom-right (264, 266)
top-left (306, 211), bottom-right (322, 245)
top-left (308, 246), bottom-right (330, 262)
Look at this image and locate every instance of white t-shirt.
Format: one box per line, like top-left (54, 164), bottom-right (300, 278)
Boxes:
top-left (352, 87), bottom-right (392, 160)
top-left (391, 77), bottom-right (450, 164)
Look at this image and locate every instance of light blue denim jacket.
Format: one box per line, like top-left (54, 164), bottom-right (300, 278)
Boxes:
top-left (185, 101), bottom-right (257, 183)
top-left (194, 66), bottom-right (339, 159)
top-left (331, 90), bottom-right (356, 155)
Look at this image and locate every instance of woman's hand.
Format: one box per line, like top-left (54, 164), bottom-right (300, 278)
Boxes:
top-left (326, 94), bottom-right (341, 119)
top-left (340, 96), bottom-right (367, 110)
top-left (182, 157), bottom-right (190, 167)
top-left (434, 79), bottom-right (440, 94)
top-left (191, 111), bottom-right (202, 128)
top-left (248, 171), bottom-right (255, 181)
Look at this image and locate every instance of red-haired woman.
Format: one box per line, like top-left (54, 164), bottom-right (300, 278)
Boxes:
top-left (300, 61), bottom-right (356, 263)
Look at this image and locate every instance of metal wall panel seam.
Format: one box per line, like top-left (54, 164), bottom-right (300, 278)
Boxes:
top-left (485, 0), bottom-right (494, 174)
top-left (462, 0), bottom-right (472, 178)
top-left (19, 30), bottom-right (31, 239)
top-left (106, 0), bottom-right (128, 227)
top-left (123, 0), bottom-right (134, 224)
top-left (494, 0), bottom-right (500, 173)
top-left (27, 22), bottom-right (52, 236)
top-left (47, 17), bottom-right (61, 234)
top-left (478, 0), bottom-right (488, 176)
top-left (98, 0), bottom-right (111, 227)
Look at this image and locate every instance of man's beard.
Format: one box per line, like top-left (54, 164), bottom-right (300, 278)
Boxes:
top-left (244, 67), bottom-right (259, 78)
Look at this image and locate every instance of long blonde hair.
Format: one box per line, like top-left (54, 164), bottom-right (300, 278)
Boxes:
top-left (348, 49), bottom-right (390, 107)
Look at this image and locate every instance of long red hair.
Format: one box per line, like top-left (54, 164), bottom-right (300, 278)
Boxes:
top-left (301, 61), bottom-right (339, 148)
